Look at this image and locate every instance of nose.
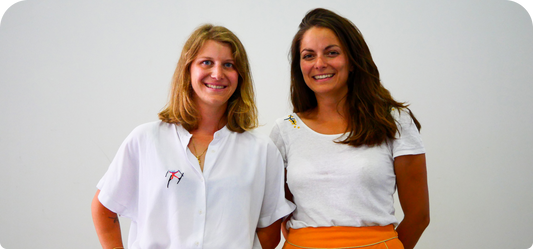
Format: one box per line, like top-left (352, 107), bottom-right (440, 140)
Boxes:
top-left (315, 55), bottom-right (327, 70)
top-left (211, 64), bottom-right (224, 80)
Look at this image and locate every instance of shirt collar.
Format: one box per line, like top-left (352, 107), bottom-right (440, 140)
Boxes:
top-left (213, 125), bottom-right (230, 140)
top-left (175, 123), bottom-right (231, 150)
top-left (175, 124), bottom-right (192, 151)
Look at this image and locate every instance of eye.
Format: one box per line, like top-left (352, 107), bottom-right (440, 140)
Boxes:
top-left (201, 60), bottom-right (213, 66)
top-left (301, 53), bottom-right (315, 60)
top-left (327, 50), bottom-right (340, 56)
top-left (223, 62), bottom-right (234, 68)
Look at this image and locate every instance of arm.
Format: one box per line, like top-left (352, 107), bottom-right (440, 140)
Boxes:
top-left (284, 168), bottom-right (293, 202)
top-left (394, 154), bottom-right (430, 249)
top-left (256, 218), bottom-right (283, 249)
top-left (256, 165), bottom-right (287, 248)
top-left (91, 190), bottom-right (124, 249)
top-left (281, 168), bottom-right (293, 239)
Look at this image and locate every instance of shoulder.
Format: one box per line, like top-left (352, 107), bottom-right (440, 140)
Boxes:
top-left (270, 113), bottom-right (304, 142)
top-left (390, 108), bottom-right (423, 141)
top-left (391, 107), bottom-right (415, 125)
top-left (235, 130), bottom-right (281, 154)
top-left (275, 114), bottom-right (296, 125)
top-left (273, 113), bottom-right (300, 130)
top-left (126, 121), bottom-right (175, 142)
top-left (239, 130), bottom-right (273, 146)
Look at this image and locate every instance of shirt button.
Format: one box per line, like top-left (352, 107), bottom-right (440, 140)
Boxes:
top-left (195, 242), bottom-right (199, 246)
top-left (211, 150), bottom-right (216, 153)
top-left (199, 210), bottom-right (203, 214)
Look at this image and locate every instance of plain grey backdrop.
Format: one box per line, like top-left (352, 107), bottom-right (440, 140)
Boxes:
top-left (1, 0), bottom-right (532, 248)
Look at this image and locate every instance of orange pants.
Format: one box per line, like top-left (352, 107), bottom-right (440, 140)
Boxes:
top-left (282, 225), bottom-right (404, 249)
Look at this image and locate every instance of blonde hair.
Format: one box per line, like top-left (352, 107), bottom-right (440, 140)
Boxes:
top-left (159, 24), bottom-right (257, 132)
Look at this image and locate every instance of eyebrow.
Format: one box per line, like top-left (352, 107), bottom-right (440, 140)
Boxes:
top-left (195, 56), bottom-right (212, 61)
top-left (301, 44), bottom-right (341, 53)
top-left (195, 56), bottom-right (235, 63)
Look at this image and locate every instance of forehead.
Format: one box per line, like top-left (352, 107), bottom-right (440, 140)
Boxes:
top-left (300, 27), bottom-right (342, 50)
top-left (196, 40), bottom-right (233, 59)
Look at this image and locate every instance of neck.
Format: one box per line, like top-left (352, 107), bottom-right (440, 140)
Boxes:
top-left (312, 93), bottom-right (348, 120)
top-left (193, 103), bottom-right (227, 135)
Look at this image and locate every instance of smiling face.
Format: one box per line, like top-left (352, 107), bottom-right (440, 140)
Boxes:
top-left (299, 27), bottom-right (351, 100)
top-left (190, 40), bottom-right (239, 110)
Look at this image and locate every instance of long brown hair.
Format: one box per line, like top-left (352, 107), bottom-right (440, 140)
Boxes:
top-left (290, 8), bottom-right (420, 146)
top-left (159, 24), bottom-right (257, 133)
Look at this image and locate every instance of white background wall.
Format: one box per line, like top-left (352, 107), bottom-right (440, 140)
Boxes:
top-left (1, 0), bottom-right (532, 248)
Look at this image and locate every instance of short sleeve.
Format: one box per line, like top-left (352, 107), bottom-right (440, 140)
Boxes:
top-left (96, 126), bottom-right (146, 220)
top-left (256, 140), bottom-right (295, 228)
top-left (392, 109), bottom-right (426, 158)
top-left (269, 122), bottom-right (288, 168)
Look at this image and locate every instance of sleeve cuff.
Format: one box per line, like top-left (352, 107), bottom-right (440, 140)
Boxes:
top-left (257, 200), bottom-right (296, 228)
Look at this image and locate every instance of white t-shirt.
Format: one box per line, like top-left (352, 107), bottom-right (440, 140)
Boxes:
top-left (97, 121), bottom-right (295, 249)
top-left (269, 109), bottom-right (425, 229)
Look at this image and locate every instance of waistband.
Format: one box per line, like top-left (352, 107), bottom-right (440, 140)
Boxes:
top-left (286, 225), bottom-right (398, 249)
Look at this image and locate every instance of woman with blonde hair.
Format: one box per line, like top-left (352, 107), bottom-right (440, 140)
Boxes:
top-left (92, 24), bottom-right (294, 249)
top-left (271, 8), bottom-right (429, 249)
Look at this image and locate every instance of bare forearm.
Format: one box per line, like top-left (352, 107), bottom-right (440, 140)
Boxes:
top-left (395, 215), bottom-right (429, 249)
top-left (91, 190), bottom-right (124, 249)
top-left (394, 154), bottom-right (430, 249)
top-left (257, 219), bottom-right (282, 249)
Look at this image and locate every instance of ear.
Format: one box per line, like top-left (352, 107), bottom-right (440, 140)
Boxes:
top-left (348, 62), bottom-right (354, 72)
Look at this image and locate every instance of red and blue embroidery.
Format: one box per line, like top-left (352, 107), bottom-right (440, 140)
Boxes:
top-left (165, 170), bottom-right (184, 188)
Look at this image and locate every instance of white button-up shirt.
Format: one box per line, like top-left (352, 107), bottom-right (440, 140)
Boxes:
top-left (97, 121), bottom-right (294, 248)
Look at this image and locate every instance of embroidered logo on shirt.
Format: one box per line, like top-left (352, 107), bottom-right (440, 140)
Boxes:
top-left (165, 170), bottom-right (184, 188)
top-left (284, 115), bottom-right (300, 129)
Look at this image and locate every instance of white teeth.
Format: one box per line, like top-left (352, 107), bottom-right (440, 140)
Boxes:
top-left (206, 84), bottom-right (226, 89)
top-left (313, 74), bottom-right (334, 80)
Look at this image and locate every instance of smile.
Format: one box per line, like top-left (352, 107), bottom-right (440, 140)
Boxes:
top-left (313, 74), bottom-right (334, 80)
top-left (205, 84), bottom-right (226, 89)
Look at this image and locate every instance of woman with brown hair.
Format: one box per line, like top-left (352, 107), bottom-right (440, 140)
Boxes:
top-left (270, 8), bottom-right (429, 249)
top-left (92, 24), bottom-right (294, 249)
